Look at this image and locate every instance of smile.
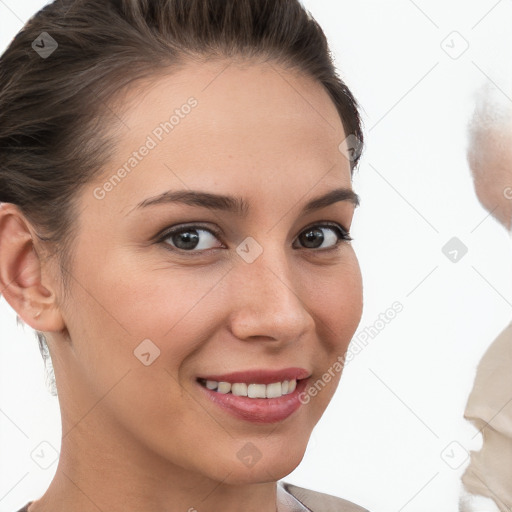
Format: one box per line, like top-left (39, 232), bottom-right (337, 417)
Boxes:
top-left (196, 368), bottom-right (311, 423)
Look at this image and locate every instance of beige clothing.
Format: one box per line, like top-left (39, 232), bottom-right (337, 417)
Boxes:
top-left (279, 481), bottom-right (369, 511)
top-left (462, 321), bottom-right (512, 511)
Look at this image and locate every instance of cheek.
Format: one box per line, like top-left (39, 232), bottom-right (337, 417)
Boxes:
top-left (61, 257), bottom-right (211, 442)
top-left (308, 252), bottom-right (362, 395)
top-left (304, 251), bottom-right (363, 348)
top-left (72, 248), bottom-right (225, 346)
top-left (58, 248), bottom-right (217, 416)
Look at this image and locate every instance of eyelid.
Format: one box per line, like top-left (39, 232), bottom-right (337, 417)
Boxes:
top-left (300, 220), bottom-right (351, 237)
top-left (154, 222), bottom-right (224, 244)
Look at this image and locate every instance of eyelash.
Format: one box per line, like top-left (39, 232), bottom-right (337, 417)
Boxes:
top-left (155, 222), bottom-right (352, 255)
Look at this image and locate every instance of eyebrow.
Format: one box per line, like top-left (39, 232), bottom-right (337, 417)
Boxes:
top-left (130, 187), bottom-right (359, 216)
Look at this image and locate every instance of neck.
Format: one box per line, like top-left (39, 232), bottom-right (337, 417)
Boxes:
top-left (28, 407), bottom-right (278, 512)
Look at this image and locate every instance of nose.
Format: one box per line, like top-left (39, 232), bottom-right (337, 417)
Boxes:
top-left (227, 249), bottom-right (314, 346)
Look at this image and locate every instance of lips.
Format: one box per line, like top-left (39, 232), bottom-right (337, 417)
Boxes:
top-left (195, 367), bottom-right (311, 423)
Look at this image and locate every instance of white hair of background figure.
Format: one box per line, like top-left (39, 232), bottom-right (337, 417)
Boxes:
top-left (467, 81), bottom-right (512, 231)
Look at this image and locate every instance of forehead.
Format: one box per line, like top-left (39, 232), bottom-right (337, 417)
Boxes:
top-left (91, 59), bottom-right (352, 213)
top-left (118, 58), bottom-right (346, 155)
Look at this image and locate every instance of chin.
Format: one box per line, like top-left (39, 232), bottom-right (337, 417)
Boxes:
top-left (238, 444), bottom-right (306, 484)
top-left (222, 458), bottom-right (305, 486)
top-left (197, 439), bottom-right (308, 486)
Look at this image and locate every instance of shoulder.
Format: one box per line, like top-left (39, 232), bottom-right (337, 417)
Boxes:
top-left (281, 481), bottom-right (370, 512)
top-left (464, 320), bottom-right (512, 429)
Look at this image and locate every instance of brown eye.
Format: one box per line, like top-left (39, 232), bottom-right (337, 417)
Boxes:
top-left (295, 224), bottom-right (351, 250)
top-left (160, 225), bottom-right (223, 252)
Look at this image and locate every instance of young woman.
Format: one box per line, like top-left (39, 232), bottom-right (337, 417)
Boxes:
top-left (0, 0), bottom-right (368, 510)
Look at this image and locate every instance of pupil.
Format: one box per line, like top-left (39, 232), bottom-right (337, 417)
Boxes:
top-left (174, 230), bottom-right (199, 250)
top-left (301, 228), bottom-right (324, 248)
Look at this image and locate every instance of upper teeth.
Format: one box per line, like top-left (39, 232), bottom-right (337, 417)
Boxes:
top-left (203, 379), bottom-right (297, 398)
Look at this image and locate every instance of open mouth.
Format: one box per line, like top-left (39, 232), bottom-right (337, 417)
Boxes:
top-left (196, 372), bottom-right (311, 423)
top-left (197, 377), bottom-right (299, 399)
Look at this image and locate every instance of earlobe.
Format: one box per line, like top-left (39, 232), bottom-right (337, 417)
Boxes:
top-left (0, 204), bottom-right (65, 332)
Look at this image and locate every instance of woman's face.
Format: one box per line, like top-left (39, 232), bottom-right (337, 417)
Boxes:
top-left (51, 59), bottom-right (363, 484)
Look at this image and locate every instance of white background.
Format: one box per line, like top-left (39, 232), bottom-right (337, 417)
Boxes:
top-left (1, 1), bottom-right (512, 511)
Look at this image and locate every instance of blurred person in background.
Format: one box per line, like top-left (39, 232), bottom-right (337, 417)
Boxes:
top-left (459, 83), bottom-right (512, 512)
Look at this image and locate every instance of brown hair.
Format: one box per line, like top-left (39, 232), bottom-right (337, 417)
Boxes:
top-left (0, 0), bottom-right (364, 394)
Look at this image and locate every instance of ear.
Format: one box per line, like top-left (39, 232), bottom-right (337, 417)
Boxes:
top-left (0, 203), bottom-right (66, 332)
